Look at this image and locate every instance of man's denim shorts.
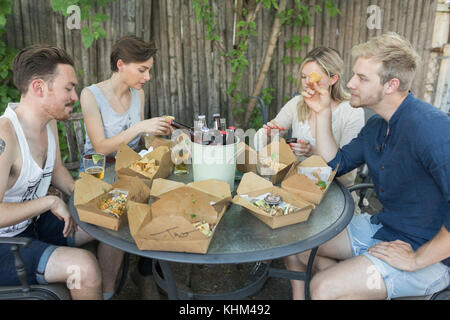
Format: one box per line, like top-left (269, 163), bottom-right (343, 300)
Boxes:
top-left (0, 211), bottom-right (76, 286)
top-left (346, 213), bottom-right (450, 300)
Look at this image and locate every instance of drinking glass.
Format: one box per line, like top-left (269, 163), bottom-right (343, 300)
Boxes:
top-left (83, 153), bottom-right (106, 180)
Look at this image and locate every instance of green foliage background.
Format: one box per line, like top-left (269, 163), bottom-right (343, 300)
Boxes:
top-left (1, 0), bottom-right (340, 163)
top-left (0, 0), bottom-right (20, 115)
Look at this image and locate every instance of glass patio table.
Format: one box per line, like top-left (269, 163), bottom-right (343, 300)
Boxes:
top-left (69, 164), bottom-right (354, 300)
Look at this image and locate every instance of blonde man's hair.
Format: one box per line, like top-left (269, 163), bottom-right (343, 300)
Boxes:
top-left (351, 32), bottom-right (421, 92)
top-left (297, 47), bottom-right (350, 122)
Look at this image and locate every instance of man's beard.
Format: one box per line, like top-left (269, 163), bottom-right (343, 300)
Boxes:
top-left (44, 102), bottom-right (74, 121)
top-left (350, 89), bottom-right (383, 109)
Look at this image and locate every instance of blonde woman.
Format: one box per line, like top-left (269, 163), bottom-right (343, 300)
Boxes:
top-left (254, 47), bottom-right (364, 186)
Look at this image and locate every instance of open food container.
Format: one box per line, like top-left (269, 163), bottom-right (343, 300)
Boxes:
top-left (232, 172), bottom-right (314, 229)
top-left (281, 155), bottom-right (338, 205)
top-left (128, 178), bottom-right (232, 253)
top-left (115, 143), bottom-right (174, 188)
top-left (74, 173), bottom-right (151, 231)
top-left (237, 138), bottom-right (296, 185)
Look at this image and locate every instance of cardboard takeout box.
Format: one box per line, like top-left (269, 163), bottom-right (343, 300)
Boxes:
top-left (115, 143), bottom-right (174, 188)
top-left (144, 135), bottom-right (174, 150)
top-left (236, 141), bottom-right (257, 174)
top-left (237, 138), bottom-right (296, 185)
top-left (281, 155), bottom-right (338, 205)
top-left (128, 178), bottom-right (232, 253)
top-left (232, 172), bottom-right (314, 229)
top-left (74, 173), bottom-right (151, 231)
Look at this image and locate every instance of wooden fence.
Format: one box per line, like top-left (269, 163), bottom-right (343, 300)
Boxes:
top-left (6, 0), bottom-right (438, 126)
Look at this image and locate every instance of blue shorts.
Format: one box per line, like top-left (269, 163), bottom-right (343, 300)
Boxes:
top-left (0, 211), bottom-right (76, 286)
top-left (347, 213), bottom-right (450, 299)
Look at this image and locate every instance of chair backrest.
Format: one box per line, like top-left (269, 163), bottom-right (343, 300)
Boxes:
top-left (60, 112), bottom-right (85, 171)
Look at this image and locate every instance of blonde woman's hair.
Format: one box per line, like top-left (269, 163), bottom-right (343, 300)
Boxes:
top-left (297, 47), bottom-right (350, 122)
top-left (351, 32), bottom-right (421, 92)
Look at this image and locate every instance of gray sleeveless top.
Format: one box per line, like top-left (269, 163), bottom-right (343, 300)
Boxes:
top-left (83, 84), bottom-right (142, 156)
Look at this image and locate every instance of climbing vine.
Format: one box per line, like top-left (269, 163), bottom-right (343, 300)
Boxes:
top-left (50, 0), bottom-right (115, 48)
top-left (192, 0), bottom-right (340, 128)
top-left (0, 0), bottom-right (20, 115)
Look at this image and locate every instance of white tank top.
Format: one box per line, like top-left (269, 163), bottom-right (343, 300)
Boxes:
top-left (0, 104), bottom-right (56, 237)
top-left (83, 84), bottom-right (142, 156)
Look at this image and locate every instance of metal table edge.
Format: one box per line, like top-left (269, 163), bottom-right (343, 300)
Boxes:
top-left (69, 179), bottom-right (354, 265)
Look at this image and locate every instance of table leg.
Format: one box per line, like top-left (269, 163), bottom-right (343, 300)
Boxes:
top-left (154, 260), bottom-right (179, 300)
top-left (268, 247), bottom-right (318, 300)
top-left (304, 247), bottom-right (318, 300)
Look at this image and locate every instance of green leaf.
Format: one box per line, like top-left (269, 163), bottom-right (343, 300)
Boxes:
top-left (97, 27), bottom-right (107, 39)
top-left (94, 12), bottom-right (109, 23)
top-left (0, 15), bottom-right (6, 27)
top-left (81, 32), bottom-right (95, 48)
top-left (294, 57), bottom-right (303, 65)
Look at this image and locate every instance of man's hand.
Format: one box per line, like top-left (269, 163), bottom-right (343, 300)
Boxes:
top-left (301, 82), bottom-right (332, 115)
top-left (49, 195), bottom-right (78, 238)
top-left (368, 240), bottom-right (419, 272)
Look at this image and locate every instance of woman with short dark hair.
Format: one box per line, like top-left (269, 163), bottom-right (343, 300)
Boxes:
top-left (80, 36), bottom-right (170, 299)
top-left (80, 35), bottom-right (172, 159)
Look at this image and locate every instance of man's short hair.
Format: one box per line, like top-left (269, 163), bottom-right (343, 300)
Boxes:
top-left (110, 35), bottom-right (158, 72)
top-left (351, 32), bottom-right (421, 92)
top-left (13, 45), bottom-right (75, 96)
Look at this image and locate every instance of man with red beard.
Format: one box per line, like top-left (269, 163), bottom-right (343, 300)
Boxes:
top-left (286, 33), bottom-right (450, 300)
top-left (0, 45), bottom-right (124, 300)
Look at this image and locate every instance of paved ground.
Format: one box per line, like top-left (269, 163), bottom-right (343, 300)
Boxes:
top-left (112, 194), bottom-right (382, 300)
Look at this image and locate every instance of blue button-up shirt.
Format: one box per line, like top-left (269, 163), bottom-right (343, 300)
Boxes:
top-left (328, 92), bottom-right (450, 266)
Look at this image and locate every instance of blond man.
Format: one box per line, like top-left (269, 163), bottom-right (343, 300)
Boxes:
top-left (286, 32), bottom-right (450, 300)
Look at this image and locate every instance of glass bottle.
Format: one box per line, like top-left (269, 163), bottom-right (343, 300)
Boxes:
top-left (212, 113), bottom-right (221, 130)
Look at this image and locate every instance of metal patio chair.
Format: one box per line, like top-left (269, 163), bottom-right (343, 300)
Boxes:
top-left (0, 237), bottom-right (71, 300)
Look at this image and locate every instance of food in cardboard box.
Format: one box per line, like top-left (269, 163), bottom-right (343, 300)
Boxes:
top-left (99, 190), bottom-right (128, 219)
top-left (259, 155), bottom-right (287, 173)
top-left (193, 220), bottom-right (216, 237)
top-left (130, 157), bottom-right (159, 179)
top-left (297, 166), bottom-right (332, 191)
top-left (242, 192), bottom-right (302, 217)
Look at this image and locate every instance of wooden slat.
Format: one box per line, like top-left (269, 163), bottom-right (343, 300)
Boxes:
top-left (188, 0), bottom-right (200, 121)
top-left (6, 0), bottom-right (442, 128)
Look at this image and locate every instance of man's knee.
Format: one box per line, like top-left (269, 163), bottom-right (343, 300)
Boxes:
top-left (74, 249), bottom-right (102, 287)
top-left (45, 247), bottom-right (102, 288)
top-left (310, 274), bottom-right (337, 300)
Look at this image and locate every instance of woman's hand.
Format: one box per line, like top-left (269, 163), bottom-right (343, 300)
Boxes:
top-left (263, 120), bottom-right (286, 136)
top-left (302, 82), bottom-right (332, 116)
top-left (49, 196), bottom-right (78, 238)
top-left (289, 139), bottom-right (313, 157)
top-left (139, 117), bottom-right (173, 136)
